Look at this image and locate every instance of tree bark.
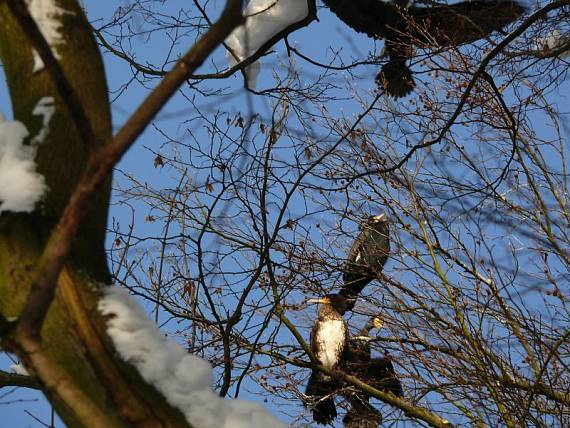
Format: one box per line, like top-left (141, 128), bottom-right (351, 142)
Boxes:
top-left (0, 1), bottom-right (191, 426)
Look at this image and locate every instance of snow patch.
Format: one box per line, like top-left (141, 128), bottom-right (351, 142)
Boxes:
top-left (31, 97), bottom-right (56, 143)
top-left (536, 29), bottom-right (570, 59)
top-left (26, 0), bottom-right (68, 71)
top-left (10, 363), bottom-right (29, 376)
top-left (0, 110), bottom-right (48, 214)
top-left (99, 286), bottom-right (286, 428)
top-left (225, 0), bottom-right (309, 88)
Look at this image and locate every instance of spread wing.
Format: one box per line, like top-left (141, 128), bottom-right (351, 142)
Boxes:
top-left (321, 0), bottom-right (525, 46)
top-left (408, 0), bottom-right (526, 46)
top-left (321, 0), bottom-right (399, 39)
top-left (343, 399), bottom-right (382, 428)
top-left (366, 358), bottom-right (403, 397)
top-left (342, 358), bottom-right (401, 427)
top-left (343, 337), bottom-right (398, 427)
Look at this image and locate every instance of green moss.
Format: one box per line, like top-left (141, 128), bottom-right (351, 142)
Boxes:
top-left (0, 3), bottom-right (191, 426)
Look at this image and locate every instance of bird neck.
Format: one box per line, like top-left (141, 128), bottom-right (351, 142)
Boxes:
top-left (319, 305), bottom-right (343, 320)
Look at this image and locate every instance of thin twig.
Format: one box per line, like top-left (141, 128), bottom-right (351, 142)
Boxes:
top-left (14, 0), bottom-right (243, 349)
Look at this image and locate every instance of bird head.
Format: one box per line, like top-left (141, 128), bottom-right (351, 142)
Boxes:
top-left (359, 315), bottom-right (384, 337)
top-left (372, 316), bottom-right (384, 330)
top-left (307, 294), bottom-right (354, 315)
top-left (360, 213), bottom-right (388, 228)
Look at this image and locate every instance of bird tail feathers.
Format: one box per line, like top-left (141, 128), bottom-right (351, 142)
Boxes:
top-left (343, 399), bottom-right (382, 428)
top-left (376, 61), bottom-right (415, 98)
top-left (305, 371), bottom-right (338, 425)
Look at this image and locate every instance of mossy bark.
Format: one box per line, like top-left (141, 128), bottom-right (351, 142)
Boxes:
top-left (0, 1), bottom-right (190, 426)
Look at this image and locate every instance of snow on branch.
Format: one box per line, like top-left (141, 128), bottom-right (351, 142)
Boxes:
top-left (0, 368), bottom-right (38, 389)
top-left (26, 0), bottom-right (67, 71)
top-left (536, 29), bottom-right (570, 59)
top-left (10, 363), bottom-right (29, 376)
top-left (99, 286), bottom-right (286, 428)
top-left (0, 101), bottom-right (50, 214)
top-left (225, 0), bottom-right (310, 87)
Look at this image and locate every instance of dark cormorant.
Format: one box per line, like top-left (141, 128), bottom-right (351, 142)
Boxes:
top-left (305, 293), bottom-right (351, 425)
top-left (343, 317), bottom-right (403, 428)
top-left (321, 0), bottom-right (526, 97)
top-left (341, 214), bottom-right (390, 311)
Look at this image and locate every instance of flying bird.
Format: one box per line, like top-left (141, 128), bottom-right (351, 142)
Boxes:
top-left (343, 317), bottom-right (403, 428)
top-left (341, 214), bottom-right (390, 311)
top-left (305, 293), bottom-right (352, 425)
top-left (321, 0), bottom-right (526, 97)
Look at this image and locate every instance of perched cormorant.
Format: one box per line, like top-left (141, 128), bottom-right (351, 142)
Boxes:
top-left (343, 317), bottom-right (403, 428)
top-left (305, 293), bottom-right (351, 425)
top-left (321, 0), bottom-right (526, 97)
top-left (341, 214), bottom-right (390, 311)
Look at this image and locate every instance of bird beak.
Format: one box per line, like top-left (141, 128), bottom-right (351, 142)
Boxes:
top-left (307, 297), bottom-right (330, 304)
top-left (371, 213), bottom-right (387, 223)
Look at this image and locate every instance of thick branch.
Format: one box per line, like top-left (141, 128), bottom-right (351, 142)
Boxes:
top-left (14, 0), bottom-right (244, 347)
top-left (341, 371), bottom-right (453, 428)
top-left (0, 370), bottom-right (39, 389)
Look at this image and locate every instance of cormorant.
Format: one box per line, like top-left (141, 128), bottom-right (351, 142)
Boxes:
top-left (305, 293), bottom-right (351, 425)
top-left (341, 214), bottom-right (390, 311)
top-left (321, 0), bottom-right (526, 97)
top-left (343, 317), bottom-right (403, 428)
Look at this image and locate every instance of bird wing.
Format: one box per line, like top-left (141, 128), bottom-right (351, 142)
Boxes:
top-left (344, 338), bottom-right (371, 364)
top-left (342, 233), bottom-right (373, 301)
top-left (346, 230), bottom-right (367, 267)
top-left (343, 398), bottom-right (382, 428)
top-left (366, 222), bottom-right (390, 271)
top-left (367, 358), bottom-right (403, 397)
top-left (321, 0), bottom-right (400, 39)
top-left (342, 221), bottom-right (390, 302)
top-left (305, 370), bottom-right (338, 424)
top-left (342, 336), bottom-right (383, 428)
top-left (408, 0), bottom-right (526, 47)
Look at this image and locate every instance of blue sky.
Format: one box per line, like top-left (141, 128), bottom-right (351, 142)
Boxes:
top-left (0, 1), bottom-right (345, 425)
top-left (1, 0), bottom-right (569, 427)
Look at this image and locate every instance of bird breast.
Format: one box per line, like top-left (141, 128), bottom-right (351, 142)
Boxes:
top-left (315, 319), bottom-right (347, 369)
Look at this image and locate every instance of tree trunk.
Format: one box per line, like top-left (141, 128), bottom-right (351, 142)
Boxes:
top-left (0, 1), bottom-right (191, 426)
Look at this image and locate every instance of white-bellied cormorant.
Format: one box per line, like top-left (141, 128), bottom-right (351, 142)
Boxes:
top-left (305, 293), bottom-right (352, 425)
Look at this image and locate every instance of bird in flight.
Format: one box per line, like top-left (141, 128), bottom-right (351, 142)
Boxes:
top-left (321, 0), bottom-right (526, 97)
